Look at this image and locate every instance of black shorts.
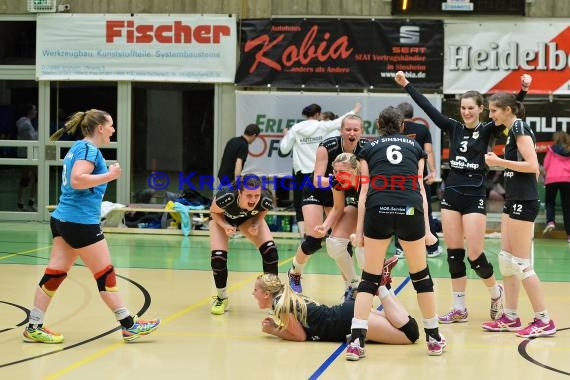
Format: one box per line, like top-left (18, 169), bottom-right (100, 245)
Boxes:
top-left (50, 217), bottom-right (104, 249)
top-left (503, 200), bottom-right (539, 222)
top-left (363, 205), bottom-right (425, 241)
top-left (222, 215), bottom-right (254, 227)
top-left (301, 187), bottom-right (333, 208)
top-left (441, 188), bottom-right (486, 215)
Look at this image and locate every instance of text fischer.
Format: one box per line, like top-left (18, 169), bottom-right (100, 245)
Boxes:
top-left (106, 20), bottom-right (231, 44)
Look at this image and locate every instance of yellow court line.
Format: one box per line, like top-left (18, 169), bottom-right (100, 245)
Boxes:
top-left (43, 343), bottom-right (123, 380)
top-left (43, 256), bottom-right (293, 379)
top-left (0, 246), bottom-right (51, 261)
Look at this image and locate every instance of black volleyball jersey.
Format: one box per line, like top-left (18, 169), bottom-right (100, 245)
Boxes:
top-left (404, 83), bottom-right (526, 196)
top-left (358, 134), bottom-right (427, 211)
top-left (302, 301), bottom-right (352, 342)
top-left (319, 136), bottom-right (369, 177)
top-left (504, 120), bottom-right (539, 201)
top-left (214, 186), bottom-right (273, 221)
top-left (273, 294), bottom-right (352, 342)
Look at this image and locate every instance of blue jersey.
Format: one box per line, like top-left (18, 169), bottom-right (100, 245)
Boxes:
top-left (52, 140), bottom-right (108, 224)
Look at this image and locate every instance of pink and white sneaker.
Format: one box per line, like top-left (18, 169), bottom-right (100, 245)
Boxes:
top-left (345, 341), bottom-right (366, 361)
top-left (490, 284), bottom-right (504, 320)
top-left (439, 308), bottom-right (468, 324)
top-left (516, 318), bottom-right (556, 338)
top-left (481, 314), bottom-right (521, 332)
top-left (427, 334), bottom-right (447, 356)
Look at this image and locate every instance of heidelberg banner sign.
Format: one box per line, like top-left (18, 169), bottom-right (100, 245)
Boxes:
top-left (235, 18), bottom-right (443, 89)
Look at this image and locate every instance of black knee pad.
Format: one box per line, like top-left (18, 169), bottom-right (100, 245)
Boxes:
top-left (39, 268), bottom-right (68, 297)
top-left (398, 316), bottom-right (420, 343)
top-left (211, 250), bottom-right (228, 289)
top-left (259, 241), bottom-right (279, 275)
top-left (447, 248), bottom-right (466, 279)
top-left (211, 250), bottom-right (228, 273)
top-left (468, 252), bottom-right (494, 279)
top-left (94, 265), bottom-right (118, 292)
top-left (300, 235), bottom-right (322, 255)
top-left (410, 266), bottom-right (434, 293)
top-left (357, 271), bottom-right (381, 295)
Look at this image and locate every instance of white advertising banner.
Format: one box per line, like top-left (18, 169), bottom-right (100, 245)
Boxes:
top-left (236, 91), bottom-right (441, 178)
top-left (444, 20), bottom-right (570, 94)
top-left (36, 14), bottom-right (236, 82)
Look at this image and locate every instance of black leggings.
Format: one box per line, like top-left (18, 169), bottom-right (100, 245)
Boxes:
top-left (544, 182), bottom-right (570, 234)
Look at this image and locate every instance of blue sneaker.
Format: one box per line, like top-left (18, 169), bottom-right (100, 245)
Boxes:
top-left (122, 316), bottom-right (160, 342)
top-left (288, 269), bottom-right (302, 293)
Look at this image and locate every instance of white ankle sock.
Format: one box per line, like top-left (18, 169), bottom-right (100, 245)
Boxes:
top-left (452, 291), bottom-right (466, 311)
top-left (113, 307), bottom-right (131, 321)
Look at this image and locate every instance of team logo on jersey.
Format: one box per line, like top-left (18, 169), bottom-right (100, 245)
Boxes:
top-left (472, 131), bottom-right (479, 139)
top-left (251, 210), bottom-right (259, 215)
top-left (405, 207), bottom-right (415, 215)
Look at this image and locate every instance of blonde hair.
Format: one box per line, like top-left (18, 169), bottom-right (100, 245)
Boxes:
top-left (332, 152), bottom-right (360, 175)
top-left (256, 273), bottom-right (317, 329)
top-left (50, 109), bottom-right (110, 141)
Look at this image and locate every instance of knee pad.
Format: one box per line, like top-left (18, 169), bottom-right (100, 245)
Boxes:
top-left (512, 256), bottom-right (536, 280)
top-left (326, 236), bottom-right (350, 260)
top-left (498, 250), bottom-right (516, 277)
top-left (300, 235), bottom-right (322, 255)
top-left (468, 252), bottom-right (494, 279)
top-left (398, 316), bottom-right (420, 343)
top-left (354, 247), bottom-right (365, 269)
top-left (357, 271), bottom-right (381, 295)
top-left (259, 241), bottom-right (278, 275)
top-left (39, 268), bottom-right (67, 297)
top-left (211, 250), bottom-right (228, 274)
top-left (94, 265), bottom-right (118, 292)
top-left (447, 248), bottom-right (466, 279)
top-left (211, 250), bottom-right (228, 289)
top-left (410, 267), bottom-right (434, 293)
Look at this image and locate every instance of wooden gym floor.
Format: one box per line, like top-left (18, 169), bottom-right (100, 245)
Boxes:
top-left (0, 221), bottom-right (569, 379)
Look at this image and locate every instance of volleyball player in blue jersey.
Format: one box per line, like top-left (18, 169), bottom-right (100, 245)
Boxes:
top-left (23, 109), bottom-right (160, 344)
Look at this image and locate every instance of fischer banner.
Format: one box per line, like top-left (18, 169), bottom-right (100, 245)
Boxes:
top-left (236, 91), bottom-right (442, 177)
top-left (236, 18), bottom-right (443, 89)
top-left (445, 21), bottom-right (570, 94)
top-left (36, 14), bottom-right (236, 82)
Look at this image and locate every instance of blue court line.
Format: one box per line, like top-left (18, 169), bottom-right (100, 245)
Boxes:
top-left (308, 276), bottom-right (411, 380)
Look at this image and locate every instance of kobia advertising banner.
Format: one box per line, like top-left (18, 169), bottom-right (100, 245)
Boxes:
top-left (36, 14), bottom-right (236, 82)
top-left (236, 91), bottom-right (441, 177)
top-left (236, 19), bottom-right (443, 89)
top-left (445, 21), bottom-right (570, 94)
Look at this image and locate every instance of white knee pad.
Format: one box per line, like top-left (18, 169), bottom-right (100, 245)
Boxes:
top-left (354, 247), bottom-right (365, 270)
top-left (498, 250), bottom-right (520, 277)
top-left (512, 256), bottom-right (536, 280)
top-left (498, 250), bottom-right (516, 277)
top-left (326, 236), bottom-right (350, 260)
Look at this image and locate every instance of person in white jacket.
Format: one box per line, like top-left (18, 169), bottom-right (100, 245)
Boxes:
top-left (279, 102), bottom-right (361, 235)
